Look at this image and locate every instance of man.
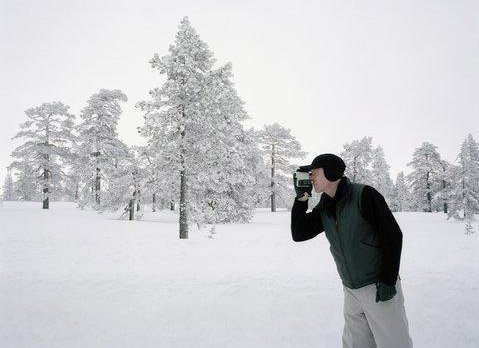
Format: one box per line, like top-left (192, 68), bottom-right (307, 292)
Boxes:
top-left (291, 153), bottom-right (413, 348)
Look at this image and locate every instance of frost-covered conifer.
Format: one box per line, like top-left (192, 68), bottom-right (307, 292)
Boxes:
top-left (434, 160), bottom-right (452, 213)
top-left (187, 63), bottom-right (259, 225)
top-left (138, 17), bottom-right (258, 237)
top-left (9, 102), bottom-right (76, 208)
top-left (257, 123), bottom-right (306, 212)
top-left (63, 160), bottom-right (82, 202)
top-left (2, 171), bottom-right (16, 201)
top-left (10, 162), bottom-right (40, 201)
top-left (370, 146), bottom-right (394, 206)
top-left (341, 136), bottom-right (373, 184)
top-left (97, 146), bottom-right (147, 217)
top-left (446, 134), bottom-right (479, 224)
top-left (391, 172), bottom-right (410, 212)
top-left (244, 128), bottom-right (270, 208)
top-left (76, 89), bottom-right (129, 208)
top-left (407, 142), bottom-right (443, 212)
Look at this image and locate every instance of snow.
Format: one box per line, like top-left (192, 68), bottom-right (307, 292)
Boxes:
top-left (1, 202), bottom-right (478, 347)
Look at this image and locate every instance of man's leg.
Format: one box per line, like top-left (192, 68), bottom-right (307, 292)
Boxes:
top-left (342, 286), bottom-right (377, 348)
top-left (361, 279), bottom-right (413, 348)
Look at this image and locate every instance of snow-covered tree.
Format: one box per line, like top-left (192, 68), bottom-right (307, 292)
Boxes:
top-left (446, 134), bottom-right (479, 224)
top-left (434, 159), bottom-right (452, 213)
top-left (138, 17), bottom-right (258, 237)
top-left (257, 123), bottom-right (306, 212)
top-left (2, 171), bottom-right (16, 201)
top-left (370, 146), bottom-right (394, 206)
top-left (96, 146), bottom-right (148, 218)
top-left (134, 146), bottom-right (162, 212)
top-left (10, 161), bottom-right (40, 201)
top-left (188, 125), bottom-right (259, 225)
top-left (391, 171), bottom-right (410, 212)
top-left (63, 160), bottom-right (82, 202)
top-left (8, 102), bottom-right (76, 208)
top-left (407, 142), bottom-right (443, 212)
top-left (76, 89), bottom-right (129, 208)
top-left (341, 136), bottom-right (373, 184)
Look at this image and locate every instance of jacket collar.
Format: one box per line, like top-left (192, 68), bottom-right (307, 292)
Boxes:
top-left (317, 176), bottom-right (351, 210)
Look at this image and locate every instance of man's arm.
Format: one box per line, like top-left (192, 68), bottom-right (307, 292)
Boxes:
top-left (361, 186), bottom-right (403, 286)
top-left (291, 198), bottom-right (324, 242)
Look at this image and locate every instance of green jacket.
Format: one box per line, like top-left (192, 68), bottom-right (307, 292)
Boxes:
top-left (291, 178), bottom-right (384, 289)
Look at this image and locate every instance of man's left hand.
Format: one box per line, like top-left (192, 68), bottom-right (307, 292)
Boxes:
top-left (375, 282), bottom-right (397, 302)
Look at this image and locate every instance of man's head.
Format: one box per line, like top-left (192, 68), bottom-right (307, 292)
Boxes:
top-left (301, 154), bottom-right (346, 193)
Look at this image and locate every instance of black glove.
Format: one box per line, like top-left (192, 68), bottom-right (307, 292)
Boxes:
top-left (293, 172), bottom-right (312, 199)
top-left (375, 282), bottom-right (397, 302)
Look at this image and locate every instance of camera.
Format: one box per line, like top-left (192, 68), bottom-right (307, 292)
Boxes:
top-left (294, 171), bottom-right (312, 188)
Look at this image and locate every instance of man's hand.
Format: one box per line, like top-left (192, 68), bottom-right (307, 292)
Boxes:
top-left (375, 282), bottom-right (397, 302)
top-left (297, 192), bottom-right (310, 201)
top-left (293, 172), bottom-right (312, 200)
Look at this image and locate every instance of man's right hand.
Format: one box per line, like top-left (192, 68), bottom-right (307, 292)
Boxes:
top-left (297, 192), bottom-right (310, 201)
top-left (293, 172), bottom-right (312, 200)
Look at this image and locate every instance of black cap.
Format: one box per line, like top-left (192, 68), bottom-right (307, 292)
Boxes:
top-left (300, 153), bottom-right (346, 181)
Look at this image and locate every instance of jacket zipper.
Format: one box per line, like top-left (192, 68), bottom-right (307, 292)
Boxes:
top-left (335, 211), bottom-right (354, 287)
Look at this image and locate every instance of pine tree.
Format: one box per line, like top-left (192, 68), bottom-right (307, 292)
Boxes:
top-left (2, 171), bottom-right (16, 201)
top-left (407, 141), bottom-right (443, 212)
top-left (138, 17), bottom-right (214, 238)
top-left (370, 146), bottom-right (394, 206)
top-left (434, 159), bottom-right (452, 213)
top-left (187, 62), bottom-right (259, 224)
top-left (446, 134), bottom-right (479, 222)
top-left (341, 136), bottom-right (373, 184)
top-left (10, 161), bottom-right (40, 201)
top-left (392, 171), bottom-right (409, 212)
top-left (76, 89), bottom-right (129, 209)
top-left (9, 102), bottom-right (76, 208)
top-left (98, 146), bottom-right (146, 217)
top-left (243, 128), bottom-right (270, 208)
top-left (138, 17), bottom-right (258, 237)
top-left (135, 146), bottom-right (161, 212)
top-left (257, 123), bottom-right (306, 212)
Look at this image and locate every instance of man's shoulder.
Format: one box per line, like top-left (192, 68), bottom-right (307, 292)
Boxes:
top-left (348, 183), bottom-right (386, 208)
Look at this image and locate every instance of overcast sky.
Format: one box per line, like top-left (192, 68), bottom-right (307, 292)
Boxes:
top-left (1, 0), bottom-right (478, 186)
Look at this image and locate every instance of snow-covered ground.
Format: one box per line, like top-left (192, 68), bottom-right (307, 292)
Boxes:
top-left (1, 202), bottom-right (478, 348)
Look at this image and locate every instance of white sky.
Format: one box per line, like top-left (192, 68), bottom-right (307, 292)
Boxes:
top-left (1, 0), bottom-right (478, 185)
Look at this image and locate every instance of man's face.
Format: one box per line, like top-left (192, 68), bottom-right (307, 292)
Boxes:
top-left (310, 167), bottom-right (327, 193)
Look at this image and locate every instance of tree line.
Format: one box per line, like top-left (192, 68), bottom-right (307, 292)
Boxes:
top-left (2, 17), bottom-right (478, 237)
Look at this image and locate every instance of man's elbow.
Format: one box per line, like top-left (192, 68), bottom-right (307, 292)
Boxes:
top-left (292, 234), bottom-right (303, 242)
top-left (291, 226), bottom-right (304, 242)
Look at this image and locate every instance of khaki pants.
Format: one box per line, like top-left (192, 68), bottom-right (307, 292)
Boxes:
top-left (342, 279), bottom-right (413, 348)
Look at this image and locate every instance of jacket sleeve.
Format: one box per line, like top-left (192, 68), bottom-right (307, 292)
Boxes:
top-left (291, 198), bottom-right (324, 242)
top-left (361, 186), bottom-right (403, 286)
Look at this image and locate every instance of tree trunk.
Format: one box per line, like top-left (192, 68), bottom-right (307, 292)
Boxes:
top-left (95, 167), bottom-right (101, 205)
top-left (129, 199), bottom-right (135, 220)
top-left (179, 168), bottom-right (188, 239)
top-left (41, 141), bottom-right (50, 209)
top-left (152, 193), bottom-right (156, 212)
top-left (179, 106), bottom-right (188, 239)
top-left (442, 178), bottom-right (447, 213)
top-left (42, 167), bottom-right (49, 209)
top-left (170, 201), bottom-right (175, 211)
top-left (136, 189), bottom-right (141, 211)
top-left (270, 144), bottom-right (276, 212)
top-left (425, 172), bottom-right (431, 212)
